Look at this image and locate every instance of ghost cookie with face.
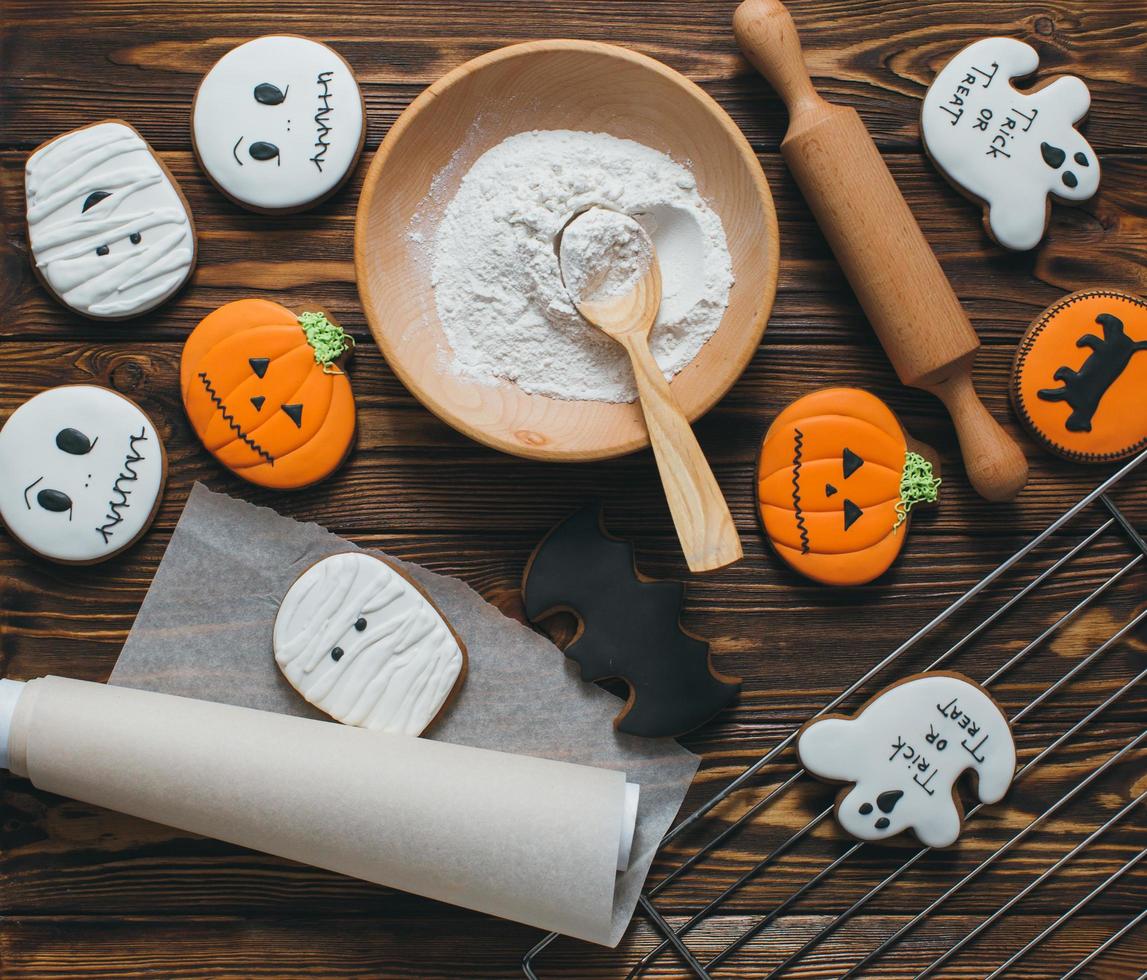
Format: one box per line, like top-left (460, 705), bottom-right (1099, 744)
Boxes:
top-left (191, 35), bottom-right (366, 213)
top-left (921, 37), bottom-right (1100, 251)
top-left (0, 386), bottom-right (166, 564)
top-left (24, 120), bottom-right (196, 319)
top-left (180, 299), bottom-right (357, 490)
top-left (274, 552), bottom-right (467, 735)
top-left (799, 673), bottom-right (1016, 848)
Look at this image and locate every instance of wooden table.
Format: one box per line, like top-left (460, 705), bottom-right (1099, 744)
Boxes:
top-left (2, 2), bottom-right (1144, 976)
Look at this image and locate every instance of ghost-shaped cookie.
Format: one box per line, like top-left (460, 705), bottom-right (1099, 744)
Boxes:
top-left (273, 552), bottom-right (466, 735)
top-left (921, 37), bottom-right (1099, 251)
top-left (191, 35), bottom-right (365, 213)
top-left (798, 672), bottom-right (1015, 847)
top-left (0, 385), bottom-right (167, 564)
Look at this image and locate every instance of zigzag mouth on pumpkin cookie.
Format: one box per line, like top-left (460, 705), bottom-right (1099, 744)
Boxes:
top-left (792, 427), bottom-right (810, 555)
top-left (198, 371), bottom-right (275, 467)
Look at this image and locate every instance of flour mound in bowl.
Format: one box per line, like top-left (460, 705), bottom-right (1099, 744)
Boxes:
top-left (427, 130), bottom-right (734, 403)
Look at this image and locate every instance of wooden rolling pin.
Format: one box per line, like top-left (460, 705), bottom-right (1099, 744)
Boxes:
top-left (734, 0), bottom-right (1029, 502)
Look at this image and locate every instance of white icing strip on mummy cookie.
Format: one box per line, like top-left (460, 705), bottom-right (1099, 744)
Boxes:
top-left (921, 37), bottom-right (1099, 251)
top-left (274, 552), bottom-right (464, 735)
top-left (25, 122), bottom-right (195, 318)
top-left (0, 386), bottom-right (165, 563)
top-left (192, 36), bottom-right (364, 211)
top-left (798, 673), bottom-right (1015, 848)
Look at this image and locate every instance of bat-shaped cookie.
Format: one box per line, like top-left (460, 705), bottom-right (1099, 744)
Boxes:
top-left (523, 505), bottom-right (740, 738)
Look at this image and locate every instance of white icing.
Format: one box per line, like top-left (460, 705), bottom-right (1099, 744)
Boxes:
top-left (798, 674), bottom-right (1016, 848)
top-left (921, 37), bottom-right (1100, 251)
top-left (192, 36), bottom-right (364, 211)
top-left (274, 552), bottom-right (464, 735)
top-left (24, 122), bottom-right (195, 318)
top-left (0, 386), bottom-right (165, 563)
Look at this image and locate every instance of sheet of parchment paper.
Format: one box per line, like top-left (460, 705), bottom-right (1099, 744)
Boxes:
top-left (110, 483), bottom-right (699, 946)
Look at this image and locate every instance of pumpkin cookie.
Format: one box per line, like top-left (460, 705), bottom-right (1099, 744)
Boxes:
top-left (274, 552), bottom-right (466, 735)
top-left (181, 299), bottom-right (356, 489)
top-left (1012, 290), bottom-right (1147, 463)
top-left (755, 388), bottom-right (940, 587)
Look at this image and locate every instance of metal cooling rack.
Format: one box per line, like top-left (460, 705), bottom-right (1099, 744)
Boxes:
top-left (524, 449), bottom-right (1147, 979)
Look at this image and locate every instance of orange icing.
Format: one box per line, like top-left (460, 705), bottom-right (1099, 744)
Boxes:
top-left (181, 299), bottom-right (356, 490)
top-left (1012, 290), bottom-right (1147, 463)
top-left (756, 388), bottom-right (914, 587)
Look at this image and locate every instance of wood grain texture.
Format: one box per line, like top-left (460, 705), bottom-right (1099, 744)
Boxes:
top-left (1, 1), bottom-right (1145, 978)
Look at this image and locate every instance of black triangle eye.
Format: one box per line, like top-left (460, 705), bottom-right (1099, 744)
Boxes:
top-left (56, 428), bottom-right (95, 455)
top-left (282, 403), bottom-right (303, 428)
top-left (842, 448), bottom-right (864, 478)
top-left (249, 357), bottom-right (270, 378)
top-left (254, 82), bottom-right (288, 105)
top-left (843, 499), bottom-right (863, 530)
top-left (82, 190), bottom-right (111, 212)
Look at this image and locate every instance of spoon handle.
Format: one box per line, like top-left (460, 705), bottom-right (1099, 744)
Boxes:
top-left (621, 334), bottom-right (743, 572)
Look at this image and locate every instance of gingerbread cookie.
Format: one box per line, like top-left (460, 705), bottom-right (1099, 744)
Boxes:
top-left (756, 388), bottom-right (940, 587)
top-left (24, 120), bottom-right (196, 319)
top-left (798, 672), bottom-right (1016, 848)
top-left (274, 552), bottom-right (466, 735)
top-left (921, 37), bottom-right (1099, 251)
top-left (0, 386), bottom-right (166, 564)
top-left (191, 35), bottom-right (365, 213)
top-left (180, 299), bottom-right (357, 490)
top-left (1012, 290), bottom-right (1147, 463)
top-left (523, 506), bottom-right (740, 738)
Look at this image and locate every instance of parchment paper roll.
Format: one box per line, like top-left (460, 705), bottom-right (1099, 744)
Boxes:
top-left (2, 676), bottom-right (637, 944)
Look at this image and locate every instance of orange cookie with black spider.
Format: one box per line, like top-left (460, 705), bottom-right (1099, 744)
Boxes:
top-left (755, 388), bottom-right (941, 587)
top-left (181, 299), bottom-right (356, 490)
top-left (1012, 289), bottom-right (1147, 464)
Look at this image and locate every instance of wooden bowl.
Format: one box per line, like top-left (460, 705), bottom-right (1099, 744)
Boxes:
top-left (355, 40), bottom-right (778, 461)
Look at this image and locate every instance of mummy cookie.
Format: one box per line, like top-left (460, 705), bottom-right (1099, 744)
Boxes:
top-left (0, 386), bottom-right (166, 563)
top-left (24, 120), bottom-right (196, 319)
top-left (799, 673), bottom-right (1016, 848)
top-left (1012, 290), bottom-right (1147, 463)
top-left (523, 506), bottom-right (740, 738)
top-left (921, 37), bottom-right (1099, 251)
top-left (273, 552), bottom-right (467, 734)
top-left (191, 35), bottom-right (365, 213)
top-left (180, 299), bottom-right (356, 490)
top-left (756, 389), bottom-right (940, 587)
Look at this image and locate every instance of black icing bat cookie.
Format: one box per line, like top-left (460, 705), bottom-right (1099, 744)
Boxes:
top-left (523, 506), bottom-right (740, 738)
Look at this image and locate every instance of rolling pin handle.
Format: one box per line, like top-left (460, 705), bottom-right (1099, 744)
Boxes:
top-left (930, 372), bottom-right (1029, 502)
top-left (733, 0), bottom-right (823, 116)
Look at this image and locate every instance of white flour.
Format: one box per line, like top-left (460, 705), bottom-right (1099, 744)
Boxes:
top-left (559, 207), bottom-right (653, 304)
top-left (424, 130), bottom-right (734, 403)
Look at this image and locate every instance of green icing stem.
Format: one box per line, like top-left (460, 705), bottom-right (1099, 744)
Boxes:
top-left (893, 450), bottom-right (941, 531)
top-left (299, 311), bottom-right (351, 368)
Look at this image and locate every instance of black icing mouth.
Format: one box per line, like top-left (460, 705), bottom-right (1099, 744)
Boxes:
top-left (792, 428), bottom-right (809, 554)
top-left (95, 427), bottom-right (149, 544)
top-left (198, 371), bottom-right (275, 466)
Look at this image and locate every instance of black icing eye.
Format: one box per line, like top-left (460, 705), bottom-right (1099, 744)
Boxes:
top-left (96, 244), bottom-right (110, 256)
top-left (249, 141), bottom-right (280, 163)
top-left (282, 403), bottom-right (303, 428)
top-left (56, 428), bottom-right (95, 455)
top-left (843, 499), bottom-right (863, 531)
top-left (37, 488), bottom-right (72, 513)
top-left (330, 646), bottom-right (344, 662)
top-left (1041, 142), bottom-right (1067, 169)
top-left (355, 617), bottom-right (367, 632)
top-left (1062, 172), bottom-right (1078, 189)
top-left (254, 82), bottom-right (288, 105)
top-left (1074, 152), bottom-right (1090, 167)
top-left (130, 231), bottom-right (142, 245)
top-left (859, 802), bottom-right (873, 815)
top-left (82, 190), bottom-right (111, 213)
top-left (842, 447), bottom-right (864, 478)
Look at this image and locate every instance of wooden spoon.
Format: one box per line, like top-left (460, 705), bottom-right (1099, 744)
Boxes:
top-left (559, 209), bottom-right (742, 572)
